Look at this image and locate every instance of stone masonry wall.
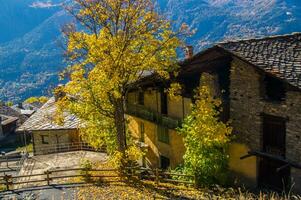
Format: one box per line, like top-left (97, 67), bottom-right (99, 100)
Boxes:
top-left (33, 129), bottom-right (79, 155)
top-left (230, 57), bottom-right (301, 192)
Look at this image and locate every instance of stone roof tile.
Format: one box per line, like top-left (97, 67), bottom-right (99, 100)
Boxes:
top-left (17, 97), bottom-right (80, 132)
top-left (218, 32), bottom-right (301, 89)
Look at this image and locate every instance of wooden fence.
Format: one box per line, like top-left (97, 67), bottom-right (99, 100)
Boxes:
top-left (0, 167), bottom-right (196, 191)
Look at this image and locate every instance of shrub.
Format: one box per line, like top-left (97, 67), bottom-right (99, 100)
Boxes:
top-left (177, 75), bottom-right (232, 186)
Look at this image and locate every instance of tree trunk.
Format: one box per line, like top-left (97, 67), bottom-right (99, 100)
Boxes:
top-left (114, 98), bottom-right (127, 154)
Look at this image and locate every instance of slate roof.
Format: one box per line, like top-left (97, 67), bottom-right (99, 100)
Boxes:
top-left (0, 115), bottom-right (19, 126)
top-left (218, 32), bottom-right (301, 89)
top-left (0, 104), bottom-right (28, 124)
top-left (17, 97), bottom-right (81, 132)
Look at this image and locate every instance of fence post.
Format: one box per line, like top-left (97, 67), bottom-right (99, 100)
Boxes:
top-left (155, 168), bottom-right (159, 186)
top-left (84, 167), bottom-right (90, 182)
top-left (132, 167), bottom-right (136, 179)
top-left (4, 174), bottom-right (11, 190)
top-left (194, 173), bottom-right (198, 189)
top-left (45, 170), bottom-right (51, 186)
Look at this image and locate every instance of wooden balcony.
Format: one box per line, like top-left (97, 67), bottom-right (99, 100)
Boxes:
top-left (125, 104), bottom-right (182, 129)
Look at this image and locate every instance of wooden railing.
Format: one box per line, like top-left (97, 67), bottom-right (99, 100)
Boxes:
top-left (33, 142), bottom-right (106, 155)
top-left (126, 104), bottom-right (182, 129)
top-left (0, 167), bottom-right (196, 191)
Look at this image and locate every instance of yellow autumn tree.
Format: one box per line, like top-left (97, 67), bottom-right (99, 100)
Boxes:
top-left (57, 0), bottom-right (181, 157)
top-left (24, 96), bottom-right (49, 104)
top-left (176, 75), bottom-right (232, 186)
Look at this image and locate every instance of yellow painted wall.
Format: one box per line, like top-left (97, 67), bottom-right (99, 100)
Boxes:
top-left (128, 90), bottom-right (160, 113)
top-left (128, 116), bottom-right (185, 169)
top-left (144, 89), bottom-right (159, 112)
top-left (228, 143), bottom-right (257, 187)
top-left (128, 90), bottom-right (192, 120)
top-left (128, 116), bottom-right (159, 167)
top-left (183, 97), bottom-right (192, 117)
top-left (167, 95), bottom-right (184, 119)
top-left (169, 129), bottom-right (185, 167)
top-left (127, 92), bottom-right (137, 104)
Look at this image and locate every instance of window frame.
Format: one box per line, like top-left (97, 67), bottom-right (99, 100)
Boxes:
top-left (160, 155), bottom-right (170, 170)
top-left (157, 125), bottom-right (169, 144)
top-left (41, 135), bottom-right (49, 144)
top-left (263, 75), bottom-right (286, 102)
top-left (138, 91), bottom-right (144, 105)
top-left (139, 121), bottom-right (145, 142)
top-left (160, 91), bottom-right (168, 115)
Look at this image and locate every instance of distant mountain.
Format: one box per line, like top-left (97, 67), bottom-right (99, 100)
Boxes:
top-left (163, 0), bottom-right (301, 49)
top-left (0, 0), bottom-right (301, 102)
top-left (0, 1), bottom-right (70, 102)
top-left (0, 0), bottom-right (61, 44)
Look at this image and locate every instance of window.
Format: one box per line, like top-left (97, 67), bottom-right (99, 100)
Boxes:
top-left (138, 91), bottom-right (144, 105)
top-left (264, 75), bottom-right (286, 102)
top-left (41, 135), bottom-right (49, 144)
top-left (262, 114), bottom-right (286, 157)
top-left (160, 155), bottom-right (170, 170)
top-left (157, 125), bottom-right (169, 144)
top-left (139, 122), bottom-right (145, 142)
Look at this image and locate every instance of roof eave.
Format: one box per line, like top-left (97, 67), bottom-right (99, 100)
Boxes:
top-left (214, 45), bottom-right (301, 91)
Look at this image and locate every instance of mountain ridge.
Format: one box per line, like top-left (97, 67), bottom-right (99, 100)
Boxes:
top-left (0, 0), bottom-right (301, 102)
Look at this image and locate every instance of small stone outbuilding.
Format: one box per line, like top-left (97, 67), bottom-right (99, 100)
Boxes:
top-left (0, 115), bottom-right (18, 139)
top-left (17, 97), bottom-right (83, 155)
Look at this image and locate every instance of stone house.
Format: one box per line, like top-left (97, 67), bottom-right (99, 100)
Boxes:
top-left (126, 33), bottom-right (301, 192)
top-left (0, 103), bottom-right (27, 143)
top-left (0, 115), bottom-right (18, 139)
top-left (17, 97), bottom-right (83, 155)
top-left (0, 103), bottom-right (28, 125)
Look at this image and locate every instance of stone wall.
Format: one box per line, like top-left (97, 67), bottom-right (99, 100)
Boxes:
top-left (229, 57), bottom-right (301, 192)
top-left (33, 129), bottom-right (79, 155)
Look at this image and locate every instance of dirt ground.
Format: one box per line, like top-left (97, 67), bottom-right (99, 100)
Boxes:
top-left (28, 151), bottom-right (108, 172)
top-left (15, 151), bottom-right (108, 189)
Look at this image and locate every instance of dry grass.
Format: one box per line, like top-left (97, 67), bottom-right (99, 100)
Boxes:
top-left (76, 180), bottom-right (301, 200)
top-left (16, 143), bottom-right (33, 153)
top-left (73, 162), bottom-right (301, 200)
top-left (0, 184), bottom-right (6, 192)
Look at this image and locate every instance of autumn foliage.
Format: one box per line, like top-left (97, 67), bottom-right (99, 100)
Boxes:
top-left (177, 74), bottom-right (232, 186)
top-left (57, 0), bottom-right (181, 158)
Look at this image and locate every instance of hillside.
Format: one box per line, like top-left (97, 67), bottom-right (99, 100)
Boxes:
top-left (0, 0), bottom-right (301, 102)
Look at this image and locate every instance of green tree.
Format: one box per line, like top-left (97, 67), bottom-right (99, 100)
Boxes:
top-left (24, 96), bottom-right (48, 104)
top-left (56, 0), bottom-right (181, 157)
top-left (177, 75), bottom-right (232, 186)
top-left (6, 101), bottom-right (13, 106)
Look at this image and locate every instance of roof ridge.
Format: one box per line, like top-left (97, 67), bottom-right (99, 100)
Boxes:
top-left (218, 32), bottom-right (301, 45)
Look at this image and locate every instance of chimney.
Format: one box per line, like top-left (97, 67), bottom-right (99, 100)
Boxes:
top-left (184, 45), bottom-right (193, 59)
top-left (54, 84), bottom-right (66, 102)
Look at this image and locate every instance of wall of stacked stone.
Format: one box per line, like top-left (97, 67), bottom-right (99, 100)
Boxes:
top-left (230, 57), bottom-right (301, 192)
top-left (33, 129), bottom-right (78, 155)
top-left (230, 58), bottom-right (262, 150)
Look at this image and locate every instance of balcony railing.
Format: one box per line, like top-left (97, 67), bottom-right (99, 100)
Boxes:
top-left (33, 142), bottom-right (106, 155)
top-left (126, 104), bottom-right (182, 129)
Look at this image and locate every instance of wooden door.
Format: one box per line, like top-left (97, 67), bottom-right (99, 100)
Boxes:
top-left (259, 158), bottom-right (290, 191)
top-left (259, 115), bottom-right (290, 191)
